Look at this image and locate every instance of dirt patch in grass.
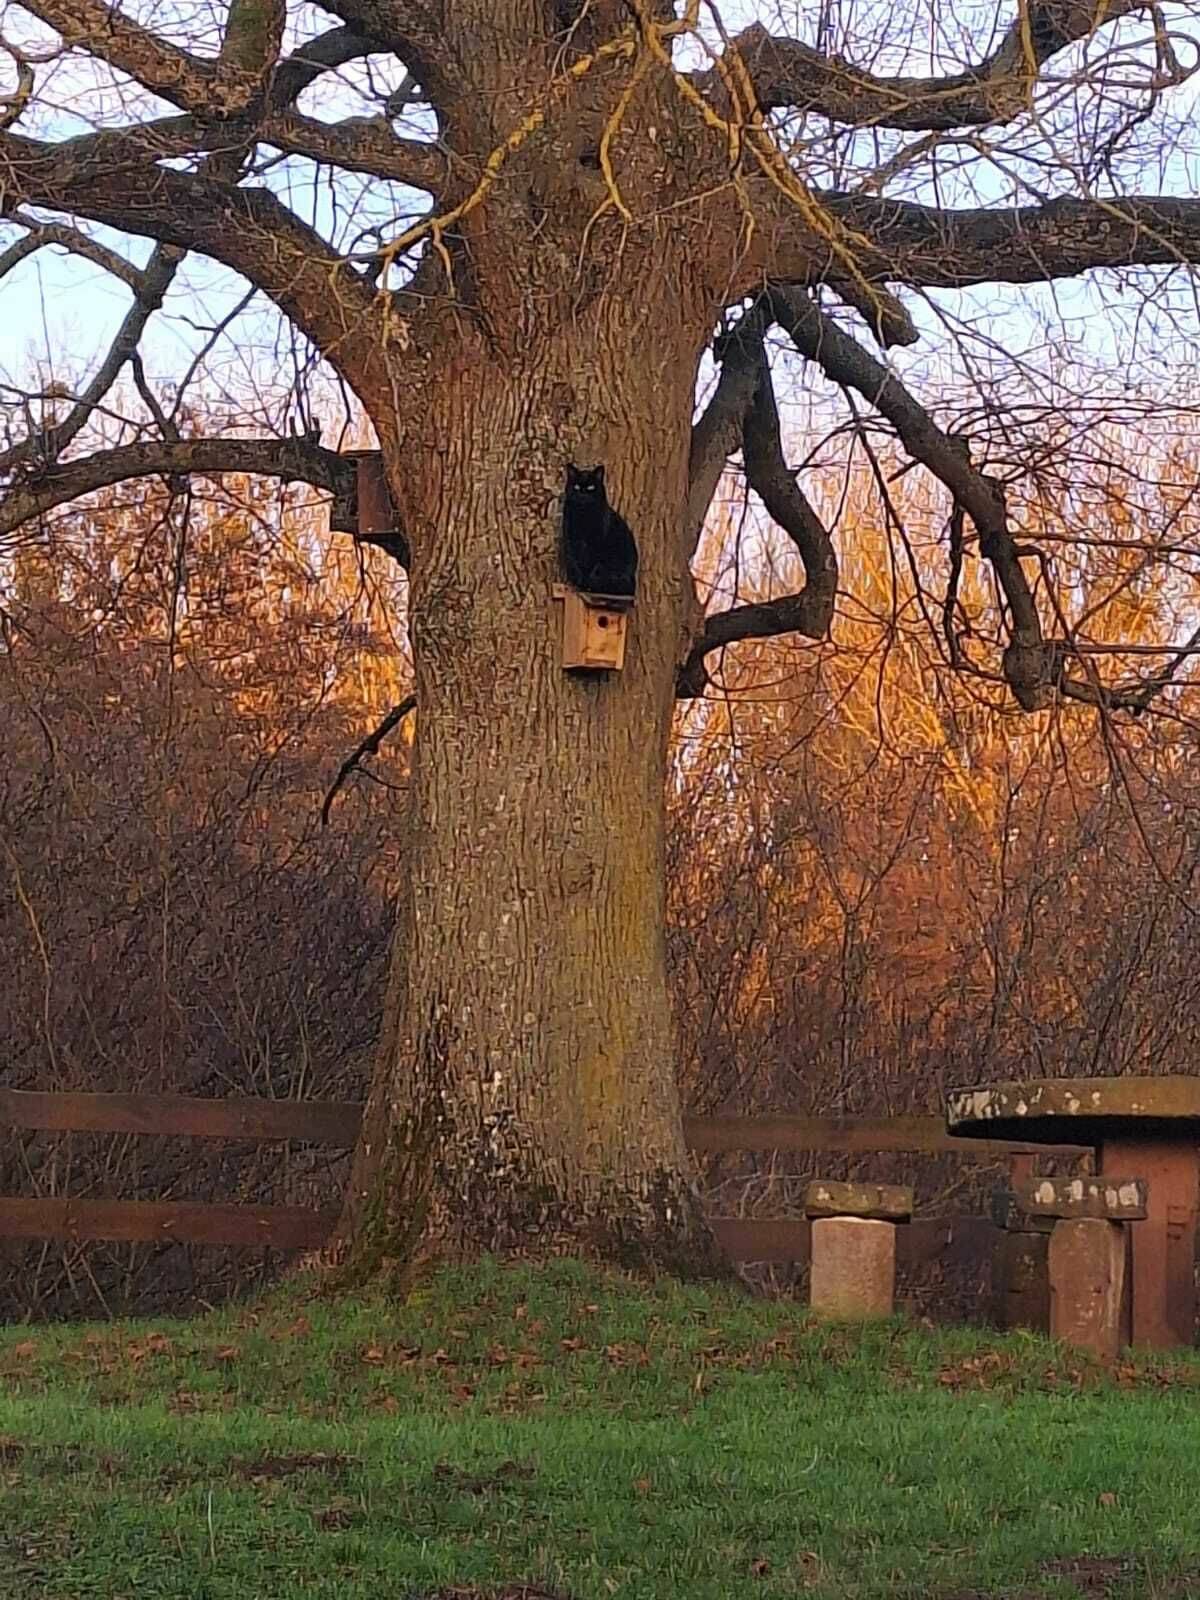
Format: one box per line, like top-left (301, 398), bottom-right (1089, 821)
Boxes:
top-left (1037, 1554), bottom-right (1139, 1593)
top-left (944, 1553), bottom-right (1160, 1598)
top-left (234, 1451), bottom-right (355, 1481)
top-left (408, 1589), bottom-right (576, 1600)
top-left (431, 1459), bottom-right (537, 1494)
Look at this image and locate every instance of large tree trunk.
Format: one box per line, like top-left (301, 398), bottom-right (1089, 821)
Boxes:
top-left (340, 299), bottom-right (730, 1279)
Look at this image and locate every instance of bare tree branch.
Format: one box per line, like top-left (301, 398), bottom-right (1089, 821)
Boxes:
top-left (0, 97), bottom-right (445, 193)
top-left (0, 46), bottom-right (34, 131)
top-left (820, 274), bottom-right (918, 349)
top-left (0, 129), bottom-right (391, 396)
top-left (765, 284), bottom-right (1200, 716)
top-left (218, 0), bottom-right (286, 114)
top-left (679, 336), bottom-right (838, 697)
top-left (0, 435), bottom-right (355, 540)
top-left (0, 217), bottom-right (145, 290)
top-left (677, 594), bottom-right (832, 697)
top-left (726, 3), bottom-right (1165, 132)
top-left (0, 244), bottom-right (181, 476)
top-left (767, 283), bottom-right (1048, 702)
top-left (686, 301), bottom-right (770, 558)
top-left (261, 109), bottom-right (446, 188)
top-left (308, 0), bottom-right (468, 111)
top-left (767, 193), bottom-right (1200, 290)
top-left (23, 0), bottom-right (254, 116)
top-left (321, 693), bottom-right (416, 826)
top-left (270, 26), bottom-right (381, 105)
top-left (741, 346), bottom-right (838, 626)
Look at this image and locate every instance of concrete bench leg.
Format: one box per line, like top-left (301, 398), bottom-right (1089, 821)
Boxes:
top-left (809, 1217), bottom-right (896, 1319)
top-left (992, 1230), bottom-right (1050, 1333)
top-left (1048, 1218), bottom-right (1127, 1360)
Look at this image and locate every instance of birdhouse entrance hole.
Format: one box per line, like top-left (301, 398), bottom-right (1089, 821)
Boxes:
top-left (552, 585), bottom-right (631, 673)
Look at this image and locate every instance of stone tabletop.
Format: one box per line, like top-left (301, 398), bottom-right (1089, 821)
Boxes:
top-left (946, 1076), bottom-right (1200, 1144)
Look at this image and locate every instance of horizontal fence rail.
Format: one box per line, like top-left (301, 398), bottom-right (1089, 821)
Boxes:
top-left (0, 1089), bottom-right (1091, 1262)
top-left (0, 1199), bottom-right (993, 1268)
top-left (0, 1089), bottom-right (362, 1146)
top-left (0, 1092), bottom-right (1089, 1158)
top-left (0, 1198), bottom-right (339, 1250)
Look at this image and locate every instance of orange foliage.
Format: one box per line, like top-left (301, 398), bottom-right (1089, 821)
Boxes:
top-left (6, 428), bottom-right (1200, 1313)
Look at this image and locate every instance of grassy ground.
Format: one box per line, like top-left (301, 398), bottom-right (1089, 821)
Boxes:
top-left (2, 1259), bottom-right (1200, 1599)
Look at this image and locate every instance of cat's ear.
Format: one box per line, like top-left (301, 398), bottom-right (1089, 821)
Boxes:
top-left (594, 464), bottom-right (606, 485)
top-left (565, 463), bottom-right (579, 484)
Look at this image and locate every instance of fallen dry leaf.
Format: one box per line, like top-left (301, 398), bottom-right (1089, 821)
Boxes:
top-left (273, 1316), bottom-right (312, 1342)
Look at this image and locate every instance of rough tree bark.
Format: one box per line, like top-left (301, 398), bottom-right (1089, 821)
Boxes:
top-left (341, 162), bottom-right (734, 1280)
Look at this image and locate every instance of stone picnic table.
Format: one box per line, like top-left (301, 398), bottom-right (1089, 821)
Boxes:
top-left (947, 1076), bottom-right (1200, 1349)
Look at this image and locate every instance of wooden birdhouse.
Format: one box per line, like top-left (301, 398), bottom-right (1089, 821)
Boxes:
top-left (329, 449), bottom-right (399, 538)
top-left (552, 585), bottom-right (631, 672)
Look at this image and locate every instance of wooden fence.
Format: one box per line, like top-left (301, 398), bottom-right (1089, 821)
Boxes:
top-left (0, 1089), bottom-right (1090, 1268)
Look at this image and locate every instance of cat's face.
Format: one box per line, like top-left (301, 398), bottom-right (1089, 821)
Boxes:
top-left (567, 464), bottom-right (605, 496)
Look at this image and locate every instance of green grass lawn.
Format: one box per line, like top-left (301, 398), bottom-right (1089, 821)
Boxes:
top-left (2, 1258), bottom-right (1200, 1599)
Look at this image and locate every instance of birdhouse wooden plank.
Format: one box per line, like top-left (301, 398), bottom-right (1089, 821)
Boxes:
top-left (354, 451), bottom-right (396, 536)
top-left (552, 585), bottom-right (630, 672)
top-left (329, 449), bottom-right (400, 538)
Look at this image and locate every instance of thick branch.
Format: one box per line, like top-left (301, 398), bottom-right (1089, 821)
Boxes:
top-left (76, 106), bottom-right (446, 190)
top-left (0, 49), bottom-right (33, 131)
top-left (772, 282), bottom-right (1200, 715)
top-left (262, 110), bottom-right (446, 188)
top-left (766, 284), bottom-right (1048, 705)
top-left (271, 26), bottom-right (380, 105)
top-left (741, 348), bottom-right (838, 632)
top-left (219, 0), bottom-right (286, 113)
top-left (679, 340), bottom-right (838, 697)
top-left (686, 302), bottom-right (770, 557)
top-left (822, 274), bottom-right (918, 349)
top-left (310, 0), bottom-right (466, 111)
top-left (0, 130), bottom-right (389, 396)
top-left (677, 595), bottom-right (831, 697)
top-left (0, 435), bottom-right (354, 540)
top-left (23, 0), bottom-right (268, 116)
top-left (770, 193), bottom-right (1200, 290)
top-left (729, 3), bottom-right (1154, 131)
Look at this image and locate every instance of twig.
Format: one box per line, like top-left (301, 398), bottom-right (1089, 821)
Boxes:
top-left (321, 694), bottom-right (416, 826)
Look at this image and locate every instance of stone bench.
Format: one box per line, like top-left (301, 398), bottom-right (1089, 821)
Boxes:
top-left (996, 1176), bottom-right (1149, 1359)
top-left (804, 1181), bottom-right (913, 1320)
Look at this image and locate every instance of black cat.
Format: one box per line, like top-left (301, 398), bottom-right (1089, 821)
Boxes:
top-left (560, 464), bottom-right (638, 599)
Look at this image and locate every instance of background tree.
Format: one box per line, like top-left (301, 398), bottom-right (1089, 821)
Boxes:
top-left (3, 0), bottom-right (1200, 1278)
